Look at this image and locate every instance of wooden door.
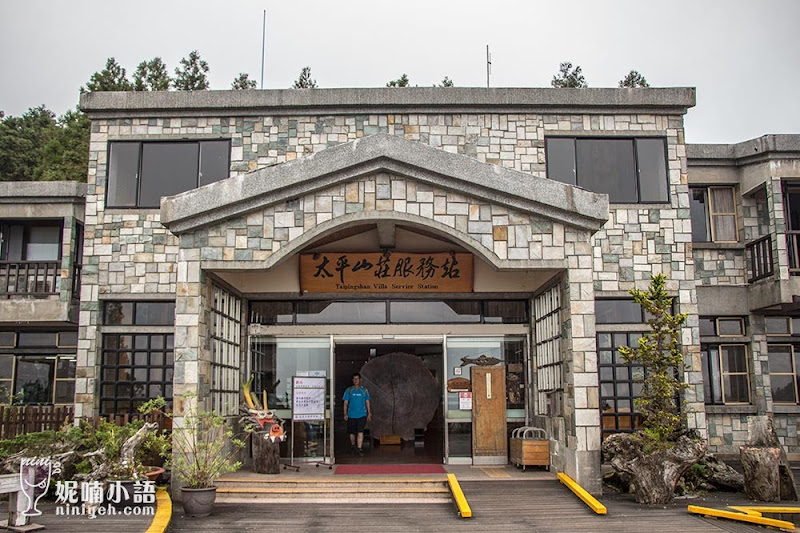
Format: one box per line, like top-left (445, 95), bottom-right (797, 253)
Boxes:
top-left (471, 366), bottom-right (507, 462)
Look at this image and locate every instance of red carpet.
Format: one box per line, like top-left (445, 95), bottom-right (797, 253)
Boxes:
top-left (335, 464), bottom-right (446, 475)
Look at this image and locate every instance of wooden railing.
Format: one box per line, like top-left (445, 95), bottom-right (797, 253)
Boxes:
top-left (746, 235), bottom-right (774, 283)
top-left (0, 405), bottom-right (171, 440)
top-left (788, 231), bottom-right (800, 275)
top-left (0, 261), bottom-right (60, 299)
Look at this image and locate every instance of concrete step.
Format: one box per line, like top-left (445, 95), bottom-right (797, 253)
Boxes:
top-left (214, 477), bottom-right (452, 504)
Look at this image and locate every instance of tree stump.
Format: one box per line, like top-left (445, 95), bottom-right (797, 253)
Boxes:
top-left (739, 415), bottom-right (798, 501)
top-left (253, 433), bottom-right (281, 474)
top-left (602, 433), bottom-right (707, 504)
top-left (741, 446), bottom-right (781, 501)
top-left (360, 352), bottom-right (439, 441)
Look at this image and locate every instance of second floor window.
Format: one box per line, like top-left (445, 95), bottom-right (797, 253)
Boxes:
top-left (106, 140), bottom-right (230, 208)
top-left (690, 186), bottom-right (738, 243)
top-left (0, 222), bottom-right (62, 262)
top-left (545, 137), bottom-right (668, 203)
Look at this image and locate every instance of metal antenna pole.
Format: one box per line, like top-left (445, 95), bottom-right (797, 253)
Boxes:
top-left (486, 45), bottom-right (491, 88)
top-left (260, 10), bottom-right (266, 89)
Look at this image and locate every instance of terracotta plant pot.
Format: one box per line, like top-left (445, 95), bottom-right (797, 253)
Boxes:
top-left (181, 486), bottom-right (217, 517)
top-left (144, 466), bottom-right (165, 483)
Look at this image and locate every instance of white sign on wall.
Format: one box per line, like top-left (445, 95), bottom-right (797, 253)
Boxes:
top-left (292, 376), bottom-right (326, 421)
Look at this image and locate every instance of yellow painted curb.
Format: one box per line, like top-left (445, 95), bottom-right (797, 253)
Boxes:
top-left (446, 474), bottom-right (472, 518)
top-left (728, 505), bottom-right (800, 516)
top-left (556, 473), bottom-right (606, 515)
top-left (145, 486), bottom-right (172, 533)
top-left (688, 505), bottom-right (795, 531)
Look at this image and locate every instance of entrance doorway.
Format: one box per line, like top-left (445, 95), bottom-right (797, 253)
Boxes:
top-left (334, 343), bottom-right (443, 464)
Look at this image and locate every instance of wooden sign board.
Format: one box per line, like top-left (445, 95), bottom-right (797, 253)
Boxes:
top-left (300, 252), bottom-right (473, 293)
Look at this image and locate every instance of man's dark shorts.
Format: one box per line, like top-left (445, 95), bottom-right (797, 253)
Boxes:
top-left (347, 416), bottom-right (367, 434)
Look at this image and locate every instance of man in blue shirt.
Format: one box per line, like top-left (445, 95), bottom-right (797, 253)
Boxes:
top-left (343, 373), bottom-right (372, 455)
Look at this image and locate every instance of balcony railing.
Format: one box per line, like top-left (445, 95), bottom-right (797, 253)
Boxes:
top-left (746, 235), bottom-right (774, 283)
top-left (0, 261), bottom-right (60, 299)
top-left (788, 231), bottom-right (800, 275)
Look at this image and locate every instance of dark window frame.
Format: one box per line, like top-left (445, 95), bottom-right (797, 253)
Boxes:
top-left (248, 299), bottom-right (529, 325)
top-left (100, 333), bottom-right (174, 415)
top-left (598, 331), bottom-right (645, 440)
top-left (105, 139), bottom-right (231, 209)
top-left (103, 301), bottom-right (176, 326)
top-left (701, 343), bottom-right (750, 405)
top-left (0, 330), bottom-right (78, 405)
top-left (545, 136), bottom-right (670, 204)
top-left (0, 220), bottom-right (63, 261)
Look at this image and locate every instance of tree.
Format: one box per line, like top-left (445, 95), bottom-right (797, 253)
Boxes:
top-left (0, 106), bottom-right (57, 181)
top-left (133, 58), bottom-right (172, 91)
top-left (231, 73), bottom-right (257, 90)
top-left (437, 76), bottom-right (454, 88)
top-left (35, 109), bottom-right (90, 182)
top-left (82, 57), bottom-right (133, 92)
top-left (291, 67), bottom-right (317, 89)
top-left (602, 274), bottom-right (707, 504)
top-left (618, 273), bottom-right (688, 442)
top-left (386, 74), bottom-right (410, 87)
top-left (174, 50), bottom-right (210, 91)
top-left (619, 70), bottom-right (650, 88)
top-left (550, 62), bottom-right (587, 88)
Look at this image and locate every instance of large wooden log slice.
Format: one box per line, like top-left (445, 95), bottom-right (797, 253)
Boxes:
top-left (360, 352), bottom-right (439, 441)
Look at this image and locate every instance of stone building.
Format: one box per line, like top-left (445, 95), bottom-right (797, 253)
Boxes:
top-left (1, 88), bottom-right (798, 492)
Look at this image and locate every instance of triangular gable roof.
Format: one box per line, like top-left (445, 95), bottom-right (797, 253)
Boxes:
top-left (160, 133), bottom-right (608, 234)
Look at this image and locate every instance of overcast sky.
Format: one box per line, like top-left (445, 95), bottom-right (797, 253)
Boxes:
top-left (1, 0), bottom-right (798, 144)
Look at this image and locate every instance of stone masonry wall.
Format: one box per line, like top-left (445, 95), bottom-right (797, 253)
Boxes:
top-left (76, 110), bottom-right (692, 444)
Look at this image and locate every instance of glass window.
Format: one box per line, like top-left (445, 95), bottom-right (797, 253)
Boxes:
top-left (101, 333), bottom-right (173, 414)
top-left (0, 333), bottom-right (16, 347)
top-left (17, 332), bottom-right (58, 347)
top-left (698, 317), bottom-right (716, 337)
top-left (595, 300), bottom-right (643, 324)
top-left (249, 337), bottom-right (330, 410)
top-left (25, 226), bottom-right (61, 261)
top-left (250, 302), bottom-right (294, 325)
top-left (199, 141), bottom-right (231, 187)
top-left (139, 143), bottom-right (199, 208)
top-left (545, 138), bottom-right (576, 186)
top-left (690, 188), bottom-right (711, 242)
top-left (104, 301), bottom-right (174, 326)
top-left (390, 301), bottom-right (480, 323)
top-left (546, 137), bottom-right (668, 203)
top-left (296, 301), bottom-right (386, 324)
top-left (576, 139), bottom-right (637, 203)
top-left (598, 332), bottom-right (644, 439)
top-left (636, 139), bottom-right (668, 202)
top-left (211, 285), bottom-right (242, 416)
top-left (718, 318), bottom-right (745, 336)
top-left (769, 345), bottom-right (797, 404)
top-left (107, 143), bottom-right (140, 207)
top-left (690, 186), bottom-right (738, 243)
top-left (134, 302), bottom-right (176, 326)
top-left (107, 140), bottom-right (231, 208)
top-left (766, 317), bottom-right (792, 335)
top-left (14, 357), bottom-right (54, 404)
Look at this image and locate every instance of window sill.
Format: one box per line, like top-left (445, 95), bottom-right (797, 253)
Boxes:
top-left (705, 404), bottom-right (757, 414)
top-left (692, 242), bottom-right (744, 250)
top-left (773, 405), bottom-right (800, 414)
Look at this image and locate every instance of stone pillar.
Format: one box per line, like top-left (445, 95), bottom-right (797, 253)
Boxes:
top-left (562, 233), bottom-right (602, 494)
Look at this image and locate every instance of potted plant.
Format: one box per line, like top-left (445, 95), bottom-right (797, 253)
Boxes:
top-left (170, 394), bottom-right (245, 517)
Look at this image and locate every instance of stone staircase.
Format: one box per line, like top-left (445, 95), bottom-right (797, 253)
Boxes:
top-left (215, 476), bottom-right (452, 504)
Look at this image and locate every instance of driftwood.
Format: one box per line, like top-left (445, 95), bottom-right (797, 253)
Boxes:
top-left (740, 415), bottom-right (798, 502)
top-left (78, 422), bottom-right (158, 482)
top-left (602, 433), bottom-right (708, 504)
top-left (252, 432), bottom-right (281, 474)
top-left (360, 352), bottom-right (439, 441)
